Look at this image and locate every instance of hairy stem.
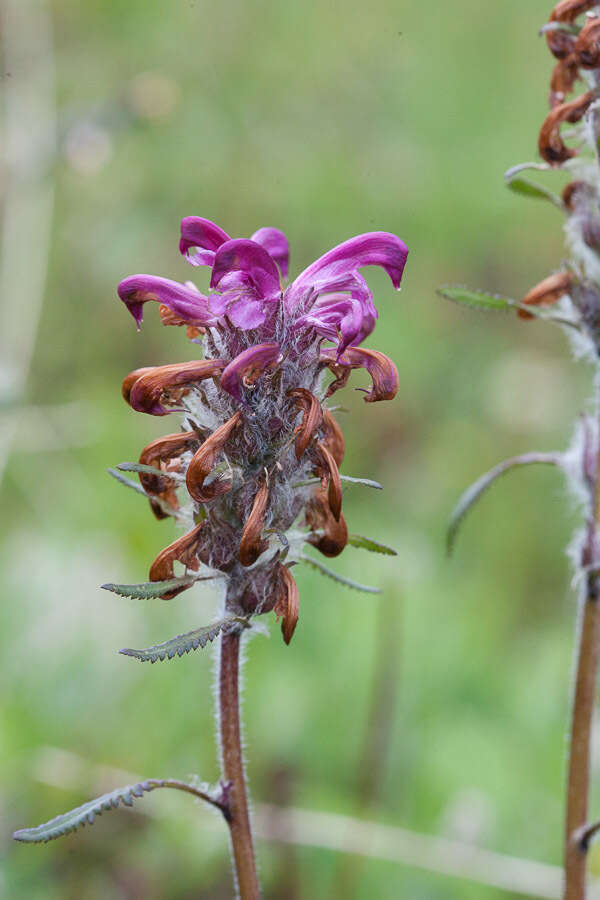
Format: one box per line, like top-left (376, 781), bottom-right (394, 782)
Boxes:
top-left (564, 437), bottom-right (600, 899)
top-left (219, 630), bottom-right (260, 899)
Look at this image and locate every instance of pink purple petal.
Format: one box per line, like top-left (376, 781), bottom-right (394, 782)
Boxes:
top-left (211, 239), bottom-right (282, 300)
top-left (220, 342), bottom-right (282, 401)
top-left (179, 216), bottom-right (231, 266)
top-left (118, 275), bottom-right (215, 329)
top-left (250, 227), bottom-right (290, 279)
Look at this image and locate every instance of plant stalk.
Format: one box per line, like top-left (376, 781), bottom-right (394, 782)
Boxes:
top-left (564, 433), bottom-right (600, 900)
top-left (219, 629), bottom-right (260, 899)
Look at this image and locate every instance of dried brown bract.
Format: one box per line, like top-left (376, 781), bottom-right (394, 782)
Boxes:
top-left (306, 488), bottom-right (348, 558)
top-left (550, 57), bottom-right (580, 106)
top-left (149, 522), bottom-right (206, 598)
top-left (139, 431), bottom-right (199, 519)
top-left (321, 410), bottom-right (345, 467)
top-left (186, 411), bottom-right (243, 503)
top-left (239, 478), bottom-right (269, 567)
top-left (288, 388), bottom-right (323, 461)
top-left (575, 16), bottom-right (600, 66)
top-left (538, 91), bottom-right (594, 164)
top-left (315, 441), bottom-right (342, 521)
top-left (519, 271), bottom-right (573, 319)
top-left (127, 359), bottom-right (227, 416)
top-left (274, 565), bottom-right (300, 645)
top-left (121, 366), bottom-right (155, 404)
top-left (159, 303), bottom-right (204, 340)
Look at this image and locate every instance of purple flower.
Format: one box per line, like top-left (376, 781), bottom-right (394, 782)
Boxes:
top-left (118, 216), bottom-right (408, 359)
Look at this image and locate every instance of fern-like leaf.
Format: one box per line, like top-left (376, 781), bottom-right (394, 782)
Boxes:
top-left (347, 534), bottom-right (397, 555)
top-left (116, 461), bottom-right (183, 481)
top-left (447, 452), bottom-right (562, 556)
top-left (108, 467), bottom-right (148, 497)
top-left (294, 475), bottom-right (382, 490)
top-left (13, 778), bottom-right (226, 843)
top-left (437, 286), bottom-right (516, 312)
top-left (119, 617), bottom-right (249, 663)
top-left (13, 781), bottom-right (159, 843)
top-left (505, 175), bottom-right (563, 209)
top-left (340, 475), bottom-right (383, 490)
top-left (300, 554), bottom-right (380, 593)
top-left (101, 576), bottom-right (202, 600)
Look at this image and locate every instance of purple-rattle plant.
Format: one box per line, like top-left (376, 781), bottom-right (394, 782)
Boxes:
top-left (13, 217), bottom-right (408, 898)
top-left (440, 3), bottom-right (600, 897)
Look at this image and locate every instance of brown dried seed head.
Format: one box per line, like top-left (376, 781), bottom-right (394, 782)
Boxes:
top-left (274, 565), bottom-right (300, 645)
top-left (239, 478), bottom-right (269, 567)
top-left (149, 522), bottom-right (205, 599)
top-left (321, 410), bottom-right (345, 467)
top-left (128, 359), bottom-right (227, 415)
top-left (287, 388), bottom-right (323, 460)
top-left (315, 441), bottom-right (342, 521)
top-left (122, 367), bottom-right (155, 404)
top-left (575, 16), bottom-right (600, 66)
top-left (519, 271), bottom-right (573, 319)
top-left (538, 91), bottom-right (594, 165)
top-left (186, 411), bottom-right (243, 503)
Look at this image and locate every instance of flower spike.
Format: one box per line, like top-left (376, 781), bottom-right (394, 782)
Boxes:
top-left (117, 217), bottom-right (404, 625)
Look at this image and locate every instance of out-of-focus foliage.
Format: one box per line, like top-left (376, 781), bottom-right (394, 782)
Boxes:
top-left (2, 0), bottom-right (597, 897)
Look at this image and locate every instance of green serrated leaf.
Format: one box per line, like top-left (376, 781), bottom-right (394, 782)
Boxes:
top-left (505, 176), bottom-right (563, 208)
top-left (447, 452), bottom-right (562, 556)
top-left (347, 534), bottom-right (397, 556)
top-left (119, 617), bottom-right (249, 663)
top-left (116, 461), bottom-right (183, 480)
top-left (437, 287), bottom-right (515, 312)
top-left (294, 475), bottom-right (383, 489)
top-left (13, 781), bottom-right (159, 843)
top-left (340, 475), bottom-right (383, 490)
top-left (101, 576), bottom-right (201, 600)
top-left (300, 554), bottom-right (380, 593)
top-left (13, 778), bottom-right (226, 844)
top-left (108, 467), bottom-right (149, 497)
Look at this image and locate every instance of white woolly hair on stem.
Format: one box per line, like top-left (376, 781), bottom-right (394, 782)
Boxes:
top-left (212, 606), bottom-right (260, 899)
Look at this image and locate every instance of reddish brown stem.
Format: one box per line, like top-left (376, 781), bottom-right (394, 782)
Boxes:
top-left (564, 465), bottom-right (600, 899)
top-left (219, 630), bottom-right (260, 899)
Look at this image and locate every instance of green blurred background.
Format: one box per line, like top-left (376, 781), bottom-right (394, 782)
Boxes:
top-left (1, 0), bottom-right (597, 897)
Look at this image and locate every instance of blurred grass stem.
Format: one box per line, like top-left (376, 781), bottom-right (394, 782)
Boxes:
top-left (219, 630), bottom-right (260, 899)
top-left (564, 426), bottom-right (600, 900)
